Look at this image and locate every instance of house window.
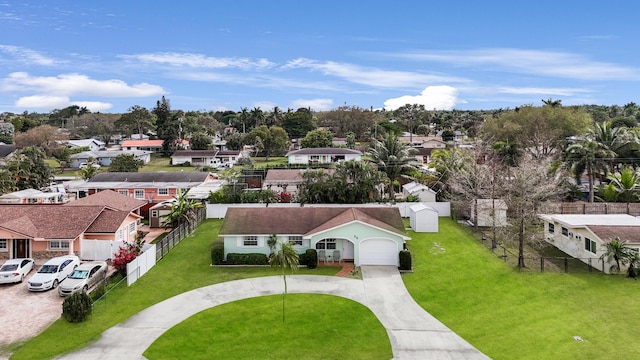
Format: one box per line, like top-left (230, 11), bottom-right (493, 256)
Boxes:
top-left (316, 238), bottom-right (336, 250)
top-left (548, 223), bottom-right (555, 234)
top-left (243, 236), bottom-right (258, 246)
top-left (129, 222), bottom-right (136, 233)
top-left (116, 229), bottom-right (124, 241)
top-left (289, 236), bottom-right (303, 246)
top-left (134, 190), bottom-right (145, 200)
top-left (0, 239), bottom-right (6, 251)
top-left (50, 241), bottom-right (69, 250)
top-left (561, 227), bottom-right (569, 237)
top-left (584, 237), bottom-right (597, 254)
top-left (118, 190), bottom-right (129, 196)
top-left (158, 188), bottom-right (168, 196)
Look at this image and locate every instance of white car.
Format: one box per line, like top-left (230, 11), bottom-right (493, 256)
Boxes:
top-left (27, 255), bottom-right (80, 292)
top-left (0, 258), bottom-right (35, 284)
top-left (58, 261), bottom-right (108, 297)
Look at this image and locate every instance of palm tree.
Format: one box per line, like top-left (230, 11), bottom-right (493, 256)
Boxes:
top-left (368, 133), bottom-right (416, 199)
top-left (161, 189), bottom-right (204, 229)
top-left (600, 237), bottom-right (632, 273)
top-left (565, 139), bottom-right (614, 203)
top-left (269, 238), bottom-right (299, 322)
top-left (607, 167), bottom-right (640, 211)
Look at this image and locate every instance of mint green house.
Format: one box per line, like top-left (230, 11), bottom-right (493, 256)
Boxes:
top-left (219, 207), bottom-right (410, 266)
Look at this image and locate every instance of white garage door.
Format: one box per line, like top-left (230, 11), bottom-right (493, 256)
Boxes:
top-left (360, 238), bottom-right (398, 266)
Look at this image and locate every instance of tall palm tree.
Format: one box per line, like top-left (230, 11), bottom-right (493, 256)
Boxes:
top-left (600, 237), bottom-right (632, 273)
top-left (368, 133), bottom-right (416, 199)
top-left (269, 238), bottom-right (299, 322)
top-left (565, 139), bottom-right (614, 203)
top-left (250, 107), bottom-right (264, 128)
top-left (161, 189), bottom-right (204, 229)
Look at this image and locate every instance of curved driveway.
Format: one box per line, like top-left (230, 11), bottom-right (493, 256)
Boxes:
top-left (57, 266), bottom-right (489, 360)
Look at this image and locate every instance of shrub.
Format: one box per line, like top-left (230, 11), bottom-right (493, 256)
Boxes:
top-left (305, 249), bottom-right (318, 269)
top-left (112, 244), bottom-right (141, 276)
top-left (211, 241), bottom-right (225, 265)
top-left (62, 291), bottom-right (93, 322)
top-left (226, 253), bottom-right (269, 265)
top-left (399, 250), bottom-right (412, 271)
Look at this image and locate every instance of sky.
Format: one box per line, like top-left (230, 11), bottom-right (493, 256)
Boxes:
top-left (1, 0), bottom-right (639, 114)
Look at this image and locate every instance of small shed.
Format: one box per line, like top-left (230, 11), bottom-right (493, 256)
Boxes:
top-left (409, 203), bottom-right (439, 233)
top-left (472, 199), bottom-right (508, 227)
top-left (402, 182), bottom-right (437, 202)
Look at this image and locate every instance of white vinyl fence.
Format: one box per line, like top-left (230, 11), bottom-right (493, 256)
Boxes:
top-left (80, 240), bottom-right (126, 261)
top-left (126, 244), bottom-right (156, 286)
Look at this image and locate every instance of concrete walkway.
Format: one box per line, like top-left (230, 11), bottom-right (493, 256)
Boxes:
top-left (57, 266), bottom-right (489, 360)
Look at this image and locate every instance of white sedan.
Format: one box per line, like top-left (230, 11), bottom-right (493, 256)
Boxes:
top-left (27, 255), bottom-right (80, 292)
top-left (0, 258), bottom-right (35, 284)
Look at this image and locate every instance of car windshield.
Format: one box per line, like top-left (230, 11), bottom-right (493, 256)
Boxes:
top-left (38, 265), bottom-right (59, 274)
top-left (68, 270), bottom-right (89, 279)
top-left (0, 264), bottom-right (18, 271)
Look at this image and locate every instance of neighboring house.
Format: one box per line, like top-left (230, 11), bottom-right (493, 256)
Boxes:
top-left (402, 182), bottom-right (437, 202)
top-left (286, 148), bottom-right (362, 164)
top-left (411, 147), bottom-right (435, 166)
top-left (398, 136), bottom-right (446, 148)
top-left (219, 207), bottom-right (411, 266)
top-left (471, 199), bottom-right (508, 227)
top-left (0, 144), bottom-right (15, 166)
top-left (72, 171), bottom-right (217, 217)
top-left (0, 188), bottom-right (68, 204)
top-left (0, 191), bottom-right (143, 260)
top-left (66, 189), bottom-right (146, 215)
top-left (539, 214), bottom-right (640, 273)
top-left (121, 139), bottom-right (190, 152)
top-left (67, 139), bottom-right (105, 152)
top-left (262, 169), bottom-right (336, 196)
top-left (69, 150), bottom-right (152, 168)
top-left (170, 150), bottom-right (243, 167)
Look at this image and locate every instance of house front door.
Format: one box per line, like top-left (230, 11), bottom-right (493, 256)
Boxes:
top-left (12, 239), bottom-right (30, 258)
top-left (343, 240), bottom-right (354, 260)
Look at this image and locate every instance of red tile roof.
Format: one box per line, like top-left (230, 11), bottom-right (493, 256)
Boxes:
top-left (0, 205), bottom-right (104, 239)
top-left (65, 189), bottom-right (146, 212)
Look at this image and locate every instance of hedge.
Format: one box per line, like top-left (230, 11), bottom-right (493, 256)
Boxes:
top-left (226, 253), bottom-right (269, 265)
top-left (211, 241), bottom-right (225, 265)
top-left (399, 250), bottom-right (412, 271)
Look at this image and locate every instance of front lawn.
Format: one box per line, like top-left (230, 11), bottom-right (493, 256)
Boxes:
top-left (403, 218), bottom-right (640, 360)
top-left (10, 220), bottom-right (346, 359)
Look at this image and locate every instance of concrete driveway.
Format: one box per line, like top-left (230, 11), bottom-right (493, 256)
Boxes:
top-left (57, 266), bottom-right (489, 360)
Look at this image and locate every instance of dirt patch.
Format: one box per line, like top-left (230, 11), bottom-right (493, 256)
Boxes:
top-left (0, 271), bottom-right (64, 347)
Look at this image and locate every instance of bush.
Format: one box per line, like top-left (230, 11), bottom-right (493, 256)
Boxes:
top-left (211, 241), bottom-right (225, 265)
top-left (112, 244), bottom-right (141, 276)
top-left (399, 250), bottom-right (412, 271)
top-left (62, 291), bottom-right (93, 322)
top-left (226, 253), bottom-right (269, 265)
top-left (305, 249), bottom-right (318, 269)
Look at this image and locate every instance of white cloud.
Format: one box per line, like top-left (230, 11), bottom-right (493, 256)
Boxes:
top-left (14, 96), bottom-right (112, 111)
top-left (0, 45), bottom-right (56, 65)
top-left (1, 72), bottom-right (164, 97)
top-left (289, 98), bottom-right (333, 111)
top-left (73, 101), bottom-right (113, 112)
top-left (121, 52), bottom-right (275, 70)
top-left (384, 86), bottom-right (459, 111)
top-left (284, 58), bottom-right (469, 88)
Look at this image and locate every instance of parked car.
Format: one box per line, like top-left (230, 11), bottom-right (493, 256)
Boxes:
top-left (0, 258), bottom-right (35, 284)
top-left (58, 261), bottom-right (108, 297)
top-left (27, 255), bottom-right (80, 292)
top-left (79, 162), bottom-right (101, 169)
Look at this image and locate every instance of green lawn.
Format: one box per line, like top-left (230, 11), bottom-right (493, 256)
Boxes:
top-left (144, 294), bottom-right (391, 360)
top-left (403, 218), bottom-right (640, 360)
top-left (9, 220), bottom-right (345, 359)
top-left (139, 155), bottom-right (196, 172)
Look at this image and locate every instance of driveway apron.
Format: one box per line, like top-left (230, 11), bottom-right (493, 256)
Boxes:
top-left (57, 267), bottom-right (489, 360)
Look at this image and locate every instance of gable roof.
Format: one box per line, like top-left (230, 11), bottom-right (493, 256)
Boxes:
top-left (219, 207), bottom-right (406, 238)
top-left (0, 205), bottom-right (104, 239)
top-left (68, 139), bottom-right (105, 147)
top-left (588, 225), bottom-right (640, 244)
top-left (85, 208), bottom-right (135, 233)
top-left (402, 182), bottom-right (436, 194)
top-left (264, 169), bottom-right (304, 182)
top-left (65, 189), bottom-right (146, 212)
top-left (0, 144), bottom-right (16, 158)
top-left (121, 139), bottom-right (164, 147)
top-left (286, 148), bottom-right (362, 156)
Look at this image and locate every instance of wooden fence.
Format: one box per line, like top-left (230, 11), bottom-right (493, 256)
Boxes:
top-left (155, 208), bottom-right (206, 261)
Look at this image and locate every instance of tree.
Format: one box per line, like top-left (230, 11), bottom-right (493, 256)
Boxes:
top-left (393, 104), bottom-right (430, 143)
top-left (607, 167), bottom-right (640, 207)
top-left (250, 107), bottom-right (265, 128)
top-left (116, 106), bottom-right (154, 139)
top-left (189, 132), bottom-right (212, 150)
top-left (78, 163), bottom-right (99, 180)
top-left (109, 154), bottom-right (144, 172)
top-left (153, 96), bottom-right (180, 155)
top-left (367, 133), bottom-right (416, 198)
top-left (281, 108), bottom-right (315, 139)
top-left (13, 125), bottom-right (67, 156)
top-left (243, 125), bottom-right (289, 160)
top-left (316, 105), bottom-right (378, 138)
top-left (269, 237), bottom-right (299, 322)
top-left (565, 140), bottom-right (615, 203)
top-left (161, 188), bottom-right (204, 228)
top-left (300, 129), bottom-right (333, 148)
top-left (0, 168), bottom-right (16, 195)
top-left (600, 237), bottom-right (633, 273)
top-left (6, 146), bottom-right (52, 190)
top-left (75, 113), bottom-right (119, 145)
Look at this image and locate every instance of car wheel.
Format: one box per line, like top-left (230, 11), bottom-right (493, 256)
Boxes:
top-left (19, 274), bottom-right (24, 283)
top-left (52, 279), bottom-right (59, 289)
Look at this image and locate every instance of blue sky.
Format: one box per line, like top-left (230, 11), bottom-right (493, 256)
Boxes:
top-left (1, 0), bottom-right (639, 114)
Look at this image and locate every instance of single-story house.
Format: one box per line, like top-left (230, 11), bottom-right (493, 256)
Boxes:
top-left (286, 148), bottom-right (362, 164)
top-left (402, 182), bottom-right (437, 202)
top-left (0, 188), bottom-right (68, 204)
top-left (398, 136), bottom-right (446, 148)
top-left (67, 139), bottom-right (105, 152)
top-left (219, 207), bottom-right (411, 266)
top-left (539, 214), bottom-right (640, 274)
top-left (69, 150), bottom-right (152, 168)
top-left (471, 199), bottom-right (508, 227)
top-left (170, 150), bottom-right (244, 167)
top-left (409, 203), bottom-right (439, 232)
top-left (121, 139), bottom-right (190, 152)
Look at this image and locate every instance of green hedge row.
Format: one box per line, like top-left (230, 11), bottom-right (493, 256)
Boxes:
top-left (226, 253), bottom-right (269, 265)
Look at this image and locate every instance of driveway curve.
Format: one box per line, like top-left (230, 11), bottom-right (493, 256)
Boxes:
top-left (56, 266), bottom-right (489, 360)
